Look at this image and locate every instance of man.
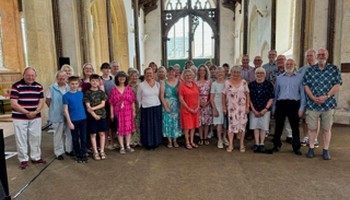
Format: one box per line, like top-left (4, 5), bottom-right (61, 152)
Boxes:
top-left (110, 60), bottom-right (119, 77)
top-left (240, 54), bottom-right (254, 82)
top-left (272, 58), bottom-right (305, 155)
top-left (298, 49), bottom-right (319, 147)
top-left (263, 50), bottom-right (277, 81)
top-left (271, 55), bottom-right (293, 142)
top-left (304, 48), bottom-right (342, 160)
top-left (222, 63), bottom-right (230, 79)
top-left (46, 70), bottom-right (73, 160)
top-left (247, 56), bottom-right (263, 83)
top-left (10, 67), bottom-right (46, 169)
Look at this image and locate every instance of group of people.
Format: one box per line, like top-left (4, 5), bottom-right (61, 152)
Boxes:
top-left (10, 47), bottom-right (342, 169)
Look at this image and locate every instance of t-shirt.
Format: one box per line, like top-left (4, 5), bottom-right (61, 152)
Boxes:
top-left (83, 89), bottom-right (107, 119)
top-left (63, 91), bottom-right (86, 121)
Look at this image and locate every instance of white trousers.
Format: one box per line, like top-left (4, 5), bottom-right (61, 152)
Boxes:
top-left (13, 118), bottom-right (42, 162)
top-left (52, 122), bottom-right (72, 156)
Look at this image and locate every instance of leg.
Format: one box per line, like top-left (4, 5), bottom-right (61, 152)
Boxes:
top-left (90, 133), bottom-right (98, 153)
top-left (227, 131), bottom-right (234, 152)
top-left (323, 130), bottom-right (332, 150)
top-left (184, 129), bottom-right (190, 147)
top-left (190, 129), bottom-right (198, 148)
top-left (52, 122), bottom-right (65, 157)
top-left (99, 131), bottom-right (106, 158)
top-left (204, 125), bottom-right (210, 145)
top-left (239, 130), bottom-right (245, 152)
top-left (64, 123), bottom-right (73, 153)
top-left (28, 118), bottom-right (42, 161)
top-left (167, 137), bottom-right (173, 148)
top-left (70, 121), bottom-right (80, 158)
top-left (254, 129), bottom-right (260, 145)
top-left (118, 135), bottom-right (125, 150)
top-left (79, 120), bottom-right (87, 159)
top-left (287, 101), bottom-right (301, 152)
top-left (13, 120), bottom-right (29, 162)
top-left (198, 126), bottom-right (204, 145)
top-left (274, 102), bottom-right (286, 149)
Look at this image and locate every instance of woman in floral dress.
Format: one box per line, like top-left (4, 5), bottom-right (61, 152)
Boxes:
top-left (222, 66), bottom-right (250, 153)
top-left (196, 64), bottom-right (212, 145)
top-left (129, 70), bottom-right (141, 146)
top-left (160, 67), bottom-right (182, 148)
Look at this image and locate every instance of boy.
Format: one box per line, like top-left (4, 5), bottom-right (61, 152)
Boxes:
top-left (63, 76), bottom-right (87, 163)
top-left (84, 74), bottom-right (107, 160)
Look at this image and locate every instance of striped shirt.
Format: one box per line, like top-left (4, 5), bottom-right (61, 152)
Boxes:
top-left (10, 79), bottom-right (44, 119)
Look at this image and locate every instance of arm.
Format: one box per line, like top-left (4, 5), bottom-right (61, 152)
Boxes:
top-left (159, 81), bottom-right (171, 113)
top-left (63, 104), bottom-right (74, 130)
top-left (260, 98), bottom-right (273, 116)
top-left (85, 102), bottom-right (101, 120)
top-left (245, 92), bottom-right (250, 114)
top-left (10, 99), bottom-right (30, 114)
top-left (210, 93), bottom-right (218, 117)
top-left (90, 101), bottom-right (105, 111)
top-left (137, 84), bottom-right (142, 108)
top-left (45, 98), bottom-right (51, 107)
top-left (179, 94), bottom-right (195, 114)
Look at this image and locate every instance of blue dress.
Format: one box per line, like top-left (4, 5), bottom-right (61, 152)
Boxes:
top-left (162, 80), bottom-right (182, 138)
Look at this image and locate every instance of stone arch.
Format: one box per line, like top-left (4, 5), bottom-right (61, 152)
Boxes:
top-left (248, 4), bottom-right (258, 57)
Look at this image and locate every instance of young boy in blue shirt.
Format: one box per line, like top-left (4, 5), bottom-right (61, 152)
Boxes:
top-left (63, 76), bottom-right (87, 163)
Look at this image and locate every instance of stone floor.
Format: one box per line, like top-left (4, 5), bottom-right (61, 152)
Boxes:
top-left (1, 124), bottom-right (350, 200)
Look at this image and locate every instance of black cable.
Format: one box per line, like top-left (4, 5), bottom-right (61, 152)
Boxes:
top-left (13, 157), bottom-right (56, 199)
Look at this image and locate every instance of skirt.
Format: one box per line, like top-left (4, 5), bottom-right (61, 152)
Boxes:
top-left (249, 111), bottom-right (270, 131)
top-left (140, 105), bottom-right (163, 149)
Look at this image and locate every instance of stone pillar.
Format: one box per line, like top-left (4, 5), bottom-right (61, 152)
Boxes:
top-left (22, 0), bottom-right (57, 121)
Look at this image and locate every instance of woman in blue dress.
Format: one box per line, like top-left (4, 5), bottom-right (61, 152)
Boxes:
top-left (160, 66), bottom-right (182, 148)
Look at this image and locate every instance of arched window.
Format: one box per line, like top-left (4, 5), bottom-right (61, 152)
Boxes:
top-left (165, 0), bottom-right (216, 63)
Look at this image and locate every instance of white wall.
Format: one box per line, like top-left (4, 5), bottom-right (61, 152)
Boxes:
top-left (220, 3), bottom-right (235, 66)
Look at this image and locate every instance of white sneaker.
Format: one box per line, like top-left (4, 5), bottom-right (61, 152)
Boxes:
top-left (301, 137), bottom-right (308, 147)
top-left (217, 141), bottom-right (224, 149)
top-left (208, 131), bottom-right (214, 139)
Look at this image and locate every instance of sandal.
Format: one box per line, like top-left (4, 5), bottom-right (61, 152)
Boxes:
top-left (204, 139), bottom-right (210, 145)
top-left (226, 146), bottom-right (234, 153)
top-left (167, 143), bottom-right (173, 148)
top-left (185, 143), bottom-right (193, 150)
top-left (93, 152), bottom-right (101, 160)
top-left (191, 143), bottom-right (198, 148)
top-left (173, 142), bottom-right (179, 148)
top-left (100, 152), bottom-right (106, 160)
top-left (198, 139), bottom-right (204, 146)
top-left (240, 146), bottom-right (246, 153)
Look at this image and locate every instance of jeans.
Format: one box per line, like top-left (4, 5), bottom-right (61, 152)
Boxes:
top-left (70, 119), bottom-right (87, 158)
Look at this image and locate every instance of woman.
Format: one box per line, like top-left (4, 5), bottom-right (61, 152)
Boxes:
top-left (60, 64), bottom-right (74, 77)
top-left (156, 66), bottom-right (167, 82)
top-left (109, 71), bottom-right (136, 154)
top-left (210, 67), bottom-right (227, 149)
top-left (222, 66), bottom-right (250, 152)
top-left (196, 64), bottom-right (212, 145)
top-left (160, 67), bottom-right (181, 148)
top-left (248, 67), bottom-right (274, 152)
top-left (129, 69), bottom-right (141, 146)
top-left (80, 63), bottom-right (104, 93)
top-left (137, 67), bottom-right (162, 149)
top-left (178, 69), bottom-right (200, 149)
top-left (173, 64), bottom-right (182, 80)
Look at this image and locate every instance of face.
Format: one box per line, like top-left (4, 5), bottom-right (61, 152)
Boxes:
top-left (276, 56), bottom-right (286, 69)
top-left (285, 60), bottom-right (295, 73)
top-left (184, 72), bottom-right (193, 82)
top-left (216, 70), bottom-right (225, 80)
top-left (306, 51), bottom-right (316, 65)
top-left (174, 68), bottom-right (181, 77)
top-left (145, 69), bottom-right (154, 80)
top-left (63, 67), bottom-right (72, 77)
top-left (242, 56), bottom-right (249, 66)
top-left (150, 64), bottom-right (157, 72)
top-left (23, 69), bottom-right (36, 85)
top-left (167, 70), bottom-right (175, 79)
top-left (130, 73), bottom-right (139, 83)
top-left (83, 65), bottom-right (93, 76)
top-left (101, 68), bottom-right (111, 76)
top-left (255, 71), bottom-right (265, 81)
top-left (198, 67), bottom-right (207, 78)
top-left (231, 69), bottom-right (241, 79)
top-left (268, 51), bottom-right (277, 62)
top-left (111, 64), bottom-right (119, 74)
top-left (317, 49), bottom-right (328, 64)
top-left (253, 56), bottom-right (263, 68)
top-left (69, 81), bottom-right (79, 91)
top-left (117, 76), bottom-right (126, 85)
top-left (91, 79), bottom-right (100, 88)
top-left (223, 66), bottom-right (229, 75)
top-left (158, 70), bottom-right (166, 79)
top-left (56, 72), bottom-right (67, 85)
top-left (210, 68), bottom-right (216, 76)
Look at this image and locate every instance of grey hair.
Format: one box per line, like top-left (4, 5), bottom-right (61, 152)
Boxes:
top-left (305, 49), bottom-right (317, 57)
top-left (60, 64), bottom-right (74, 75)
top-left (181, 69), bottom-right (195, 81)
top-left (255, 67), bottom-right (266, 79)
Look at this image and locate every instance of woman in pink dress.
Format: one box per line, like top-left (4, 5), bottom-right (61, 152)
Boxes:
top-left (109, 71), bottom-right (136, 154)
top-left (222, 66), bottom-right (250, 153)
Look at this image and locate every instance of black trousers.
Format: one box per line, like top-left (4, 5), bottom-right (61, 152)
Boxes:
top-left (273, 100), bottom-right (301, 151)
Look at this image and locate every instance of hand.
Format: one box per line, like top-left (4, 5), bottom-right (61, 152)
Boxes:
top-left (317, 96), bottom-right (328, 104)
top-left (94, 115), bottom-right (101, 120)
top-left (133, 111), bottom-right (136, 118)
top-left (165, 107), bottom-right (171, 113)
top-left (245, 107), bottom-right (249, 114)
top-left (253, 110), bottom-right (260, 117)
top-left (68, 122), bottom-right (75, 130)
top-left (298, 111), bottom-right (304, 118)
top-left (110, 114), bottom-right (114, 121)
top-left (194, 107), bottom-right (199, 113)
top-left (223, 107), bottom-right (227, 114)
top-left (26, 111), bottom-right (37, 119)
top-left (87, 107), bottom-right (93, 113)
top-left (213, 109), bottom-right (219, 117)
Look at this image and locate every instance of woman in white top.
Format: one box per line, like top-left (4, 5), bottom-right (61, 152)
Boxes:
top-left (137, 67), bottom-right (162, 149)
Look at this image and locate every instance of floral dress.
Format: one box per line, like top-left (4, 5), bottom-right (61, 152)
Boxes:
top-left (162, 80), bottom-right (182, 138)
top-left (222, 80), bottom-right (249, 133)
top-left (109, 86), bottom-right (135, 136)
top-left (130, 82), bottom-right (141, 145)
top-left (197, 79), bottom-right (213, 125)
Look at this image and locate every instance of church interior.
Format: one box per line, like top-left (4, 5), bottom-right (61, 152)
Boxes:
top-left (0, 0), bottom-right (350, 199)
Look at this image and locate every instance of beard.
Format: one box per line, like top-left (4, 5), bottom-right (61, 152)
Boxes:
top-left (318, 59), bottom-right (327, 65)
top-left (285, 68), bottom-right (294, 74)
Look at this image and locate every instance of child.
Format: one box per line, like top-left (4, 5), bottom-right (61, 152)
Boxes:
top-left (84, 74), bottom-right (107, 160)
top-left (109, 71), bottom-right (136, 154)
top-left (63, 76), bottom-right (87, 163)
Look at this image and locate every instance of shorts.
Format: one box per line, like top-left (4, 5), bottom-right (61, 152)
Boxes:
top-left (89, 117), bottom-right (107, 133)
top-left (305, 109), bottom-right (334, 131)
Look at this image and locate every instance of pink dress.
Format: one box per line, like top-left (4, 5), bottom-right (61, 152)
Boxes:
top-left (109, 86), bottom-right (135, 136)
top-left (222, 80), bottom-right (249, 133)
top-left (196, 79), bottom-right (213, 125)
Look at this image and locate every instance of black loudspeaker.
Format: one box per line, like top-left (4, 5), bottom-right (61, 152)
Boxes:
top-left (58, 57), bottom-right (70, 70)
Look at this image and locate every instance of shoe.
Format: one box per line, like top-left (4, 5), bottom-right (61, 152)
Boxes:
top-left (31, 159), bottom-right (46, 164)
top-left (204, 139), bottom-right (210, 145)
top-left (314, 140), bottom-right (320, 148)
top-left (223, 138), bottom-right (229, 146)
top-left (65, 151), bottom-right (75, 156)
top-left (226, 146), bottom-right (233, 153)
top-left (253, 144), bottom-right (259, 152)
top-left (294, 150), bottom-right (302, 156)
top-left (301, 137), bottom-right (308, 147)
top-left (93, 152), bottom-right (101, 160)
top-left (286, 137), bottom-right (293, 144)
top-left (81, 156), bottom-right (88, 163)
top-left (120, 148), bottom-right (126, 154)
top-left (100, 152), bottom-right (106, 160)
top-left (239, 146), bottom-right (246, 153)
top-left (76, 157), bottom-right (82, 163)
top-left (272, 146), bottom-right (280, 152)
top-left (322, 149), bottom-right (331, 160)
top-left (173, 142), bottom-right (180, 148)
top-left (208, 132), bottom-right (214, 139)
top-left (259, 145), bottom-right (265, 152)
top-left (126, 147), bottom-right (135, 153)
top-left (56, 155), bottom-right (64, 160)
top-left (20, 161), bottom-right (28, 169)
top-left (306, 148), bottom-right (315, 158)
top-left (167, 143), bottom-right (173, 148)
top-left (217, 141), bottom-right (224, 149)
